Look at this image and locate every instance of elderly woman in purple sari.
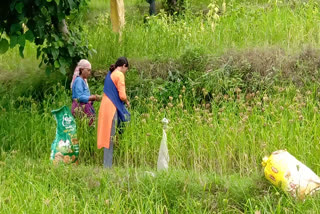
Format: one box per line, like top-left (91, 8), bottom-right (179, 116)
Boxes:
top-left (71, 59), bottom-right (101, 125)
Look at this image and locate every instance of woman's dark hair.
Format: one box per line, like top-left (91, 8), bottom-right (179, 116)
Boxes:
top-left (79, 68), bottom-right (83, 75)
top-left (109, 57), bottom-right (129, 72)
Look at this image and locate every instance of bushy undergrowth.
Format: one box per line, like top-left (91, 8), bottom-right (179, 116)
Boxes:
top-left (126, 46), bottom-right (320, 100)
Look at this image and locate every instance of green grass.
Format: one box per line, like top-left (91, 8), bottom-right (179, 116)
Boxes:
top-left (1, 155), bottom-right (320, 213)
top-left (86, 0), bottom-right (320, 68)
top-left (2, 0), bottom-right (320, 71)
top-left (2, 78), bottom-right (320, 211)
top-left (2, 82), bottom-right (320, 172)
top-left (2, 0), bottom-right (320, 212)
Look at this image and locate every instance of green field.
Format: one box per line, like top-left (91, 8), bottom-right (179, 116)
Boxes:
top-left (1, 0), bottom-right (320, 213)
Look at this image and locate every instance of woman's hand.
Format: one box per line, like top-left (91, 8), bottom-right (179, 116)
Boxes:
top-left (125, 100), bottom-right (130, 108)
top-left (88, 95), bottom-right (101, 102)
top-left (88, 95), bottom-right (96, 101)
top-left (95, 95), bottom-right (102, 101)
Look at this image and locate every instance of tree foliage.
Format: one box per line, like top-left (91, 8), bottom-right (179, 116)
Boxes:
top-left (0, 0), bottom-right (90, 74)
top-left (161, 0), bottom-right (185, 15)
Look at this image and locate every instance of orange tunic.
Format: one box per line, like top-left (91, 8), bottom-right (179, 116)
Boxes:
top-left (97, 70), bottom-right (127, 149)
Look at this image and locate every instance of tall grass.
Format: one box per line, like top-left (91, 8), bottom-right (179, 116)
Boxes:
top-left (2, 0), bottom-right (320, 71)
top-left (2, 0), bottom-right (320, 212)
top-left (1, 153), bottom-right (320, 213)
top-left (87, 0), bottom-right (320, 68)
top-left (2, 82), bottom-right (320, 175)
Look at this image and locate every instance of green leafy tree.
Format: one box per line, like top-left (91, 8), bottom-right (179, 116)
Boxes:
top-left (0, 0), bottom-right (91, 74)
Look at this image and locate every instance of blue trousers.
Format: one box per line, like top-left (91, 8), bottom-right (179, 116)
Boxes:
top-left (103, 112), bottom-right (117, 168)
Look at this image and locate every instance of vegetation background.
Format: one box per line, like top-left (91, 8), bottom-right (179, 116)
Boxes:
top-left (1, 0), bottom-right (320, 213)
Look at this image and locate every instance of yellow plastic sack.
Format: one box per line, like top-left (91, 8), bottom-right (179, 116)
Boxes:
top-left (262, 150), bottom-right (320, 199)
top-left (110, 0), bottom-right (125, 33)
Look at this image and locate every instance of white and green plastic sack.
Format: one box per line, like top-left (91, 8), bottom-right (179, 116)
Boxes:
top-left (50, 106), bottom-right (79, 165)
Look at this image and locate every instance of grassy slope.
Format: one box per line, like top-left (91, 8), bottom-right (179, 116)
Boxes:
top-left (1, 0), bottom-right (320, 213)
top-left (87, 0), bottom-right (320, 68)
top-left (1, 82), bottom-right (320, 212)
top-left (1, 156), bottom-right (319, 213)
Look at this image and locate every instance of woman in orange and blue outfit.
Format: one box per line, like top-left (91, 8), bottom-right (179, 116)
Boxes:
top-left (97, 57), bottom-right (130, 168)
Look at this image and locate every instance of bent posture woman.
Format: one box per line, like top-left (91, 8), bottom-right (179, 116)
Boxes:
top-left (97, 57), bottom-right (130, 168)
top-left (71, 59), bottom-right (101, 125)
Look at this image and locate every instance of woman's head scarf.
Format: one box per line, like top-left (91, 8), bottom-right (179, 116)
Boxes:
top-left (70, 59), bottom-right (92, 89)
